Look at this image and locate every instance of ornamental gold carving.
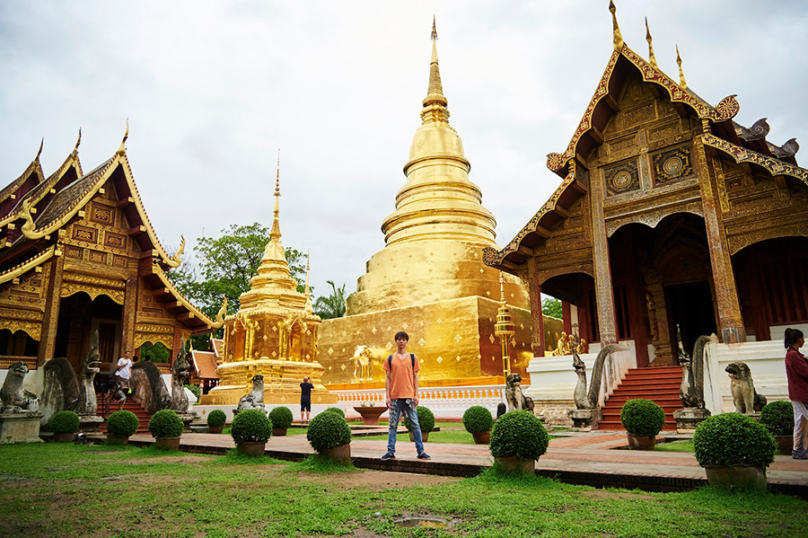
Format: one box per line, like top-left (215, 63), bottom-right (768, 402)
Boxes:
top-left (61, 283), bottom-right (124, 304)
top-left (1, 319), bottom-right (42, 340)
top-left (135, 323), bottom-right (174, 334)
top-left (134, 332), bottom-right (174, 350)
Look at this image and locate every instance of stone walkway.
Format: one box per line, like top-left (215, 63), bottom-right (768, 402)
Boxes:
top-left (126, 429), bottom-right (808, 497)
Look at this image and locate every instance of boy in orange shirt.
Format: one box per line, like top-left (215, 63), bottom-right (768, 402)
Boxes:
top-left (381, 331), bottom-right (430, 460)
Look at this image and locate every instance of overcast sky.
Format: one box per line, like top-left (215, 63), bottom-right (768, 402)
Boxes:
top-left (2, 0), bottom-right (806, 300)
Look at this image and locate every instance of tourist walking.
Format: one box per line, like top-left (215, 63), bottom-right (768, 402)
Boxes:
top-left (300, 376), bottom-right (314, 424)
top-left (381, 331), bottom-right (430, 461)
top-left (785, 328), bottom-right (808, 460)
top-left (115, 350), bottom-right (133, 395)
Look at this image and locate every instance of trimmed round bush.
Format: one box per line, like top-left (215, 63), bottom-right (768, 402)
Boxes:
top-left (230, 409), bottom-right (272, 444)
top-left (307, 410), bottom-right (351, 452)
top-left (490, 410), bottom-right (549, 461)
top-left (148, 409), bottom-right (184, 439)
top-left (620, 399), bottom-right (666, 437)
top-left (50, 410), bottom-right (80, 434)
top-left (463, 406), bottom-right (494, 434)
top-left (694, 412), bottom-right (776, 469)
top-left (269, 406), bottom-right (294, 430)
top-left (403, 406), bottom-right (435, 433)
top-left (107, 410), bottom-right (139, 438)
top-left (207, 409), bottom-right (227, 428)
top-left (760, 400), bottom-right (794, 437)
top-left (322, 407), bottom-right (345, 418)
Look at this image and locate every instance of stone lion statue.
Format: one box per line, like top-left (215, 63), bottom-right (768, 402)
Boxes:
top-left (1, 362), bottom-right (39, 414)
top-left (236, 375), bottom-right (266, 413)
top-left (725, 361), bottom-right (767, 414)
top-left (505, 373), bottom-right (534, 413)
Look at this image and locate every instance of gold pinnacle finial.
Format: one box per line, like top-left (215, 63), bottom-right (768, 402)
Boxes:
top-left (645, 17), bottom-right (658, 69)
top-left (609, 1), bottom-right (624, 52)
top-left (270, 149), bottom-right (282, 240)
top-left (499, 272), bottom-right (506, 304)
top-left (676, 45), bottom-right (688, 90)
top-left (305, 252), bottom-right (311, 297)
top-left (422, 16), bottom-right (449, 124)
top-left (36, 138), bottom-right (44, 161)
top-left (117, 119), bottom-right (129, 156)
top-left (72, 128), bottom-right (82, 158)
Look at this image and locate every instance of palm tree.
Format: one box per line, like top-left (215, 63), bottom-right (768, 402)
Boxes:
top-left (314, 281), bottom-right (346, 319)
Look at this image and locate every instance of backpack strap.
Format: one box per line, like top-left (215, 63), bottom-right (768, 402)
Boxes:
top-left (410, 353), bottom-right (415, 370)
top-left (387, 355), bottom-right (392, 370)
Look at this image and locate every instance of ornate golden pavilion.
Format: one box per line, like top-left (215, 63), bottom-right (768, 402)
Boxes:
top-left (484, 3), bottom-right (808, 366)
top-left (199, 170), bottom-right (336, 405)
top-left (318, 20), bottom-right (561, 387)
top-left (0, 129), bottom-right (220, 373)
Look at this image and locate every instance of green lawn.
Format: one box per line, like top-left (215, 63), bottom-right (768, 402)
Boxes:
top-left (1, 443), bottom-right (805, 537)
top-left (655, 440), bottom-right (695, 452)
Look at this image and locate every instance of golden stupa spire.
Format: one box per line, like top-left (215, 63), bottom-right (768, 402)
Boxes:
top-left (645, 17), bottom-right (658, 69)
top-left (421, 16), bottom-right (450, 124)
top-left (270, 149), bottom-right (282, 241)
top-left (609, 1), bottom-right (624, 52)
top-left (305, 252), bottom-right (311, 298)
top-left (676, 44), bottom-right (688, 90)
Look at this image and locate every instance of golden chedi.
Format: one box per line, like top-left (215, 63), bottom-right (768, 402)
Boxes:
top-left (319, 21), bottom-right (549, 387)
top-left (200, 171), bottom-right (336, 406)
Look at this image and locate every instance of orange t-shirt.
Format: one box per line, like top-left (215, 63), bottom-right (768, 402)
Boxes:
top-left (383, 352), bottom-right (420, 400)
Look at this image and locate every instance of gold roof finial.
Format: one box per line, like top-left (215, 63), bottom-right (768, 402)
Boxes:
top-left (499, 272), bottom-right (506, 305)
top-left (72, 128), bottom-right (82, 158)
top-left (117, 119), bottom-right (129, 156)
top-left (609, 1), bottom-right (624, 52)
top-left (645, 17), bottom-right (658, 69)
top-left (36, 138), bottom-right (44, 161)
top-left (270, 149), bottom-right (282, 240)
top-left (676, 45), bottom-right (688, 90)
top-left (421, 16), bottom-right (450, 124)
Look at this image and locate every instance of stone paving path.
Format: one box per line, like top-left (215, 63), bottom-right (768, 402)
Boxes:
top-left (127, 429), bottom-right (808, 494)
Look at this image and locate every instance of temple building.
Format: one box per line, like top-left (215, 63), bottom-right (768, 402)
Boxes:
top-left (199, 170), bottom-right (336, 406)
top-left (318, 20), bottom-right (561, 388)
top-left (0, 129), bottom-right (221, 377)
top-left (484, 3), bottom-right (807, 386)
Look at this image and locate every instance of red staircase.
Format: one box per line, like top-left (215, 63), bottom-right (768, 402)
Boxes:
top-left (598, 366), bottom-right (682, 431)
top-left (98, 396), bottom-right (152, 434)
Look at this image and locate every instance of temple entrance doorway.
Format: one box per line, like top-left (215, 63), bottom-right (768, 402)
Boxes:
top-left (541, 272), bottom-right (598, 354)
top-left (664, 281), bottom-right (717, 359)
top-left (54, 293), bottom-right (122, 372)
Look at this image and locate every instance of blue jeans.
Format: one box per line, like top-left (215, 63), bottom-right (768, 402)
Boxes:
top-left (387, 399), bottom-right (424, 455)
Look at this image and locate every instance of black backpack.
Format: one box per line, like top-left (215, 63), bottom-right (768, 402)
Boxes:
top-left (387, 353), bottom-right (415, 370)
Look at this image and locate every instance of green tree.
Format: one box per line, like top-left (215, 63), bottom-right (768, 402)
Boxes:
top-left (314, 281), bottom-right (346, 319)
top-left (541, 297), bottom-right (562, 319)
top-left (169, 223), bottom-right (309, 335)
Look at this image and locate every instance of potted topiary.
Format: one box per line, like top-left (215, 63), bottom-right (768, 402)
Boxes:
top-left (50, 410), bottom-right (80, 442)
top-left (106, 410), bottom-right (139, 445)
top-left (307, 410), bottom-right (352, 464)
top-left (322, 407), bottom-right (345, 418)
top-left (463, 406), bottom-right (494, 444)
top-left (207, 409), bottom-right (227, 434)
top-left (403, 406), bottom-right (435, 442)
top-left (148, 409), bottom-right (184, 450)
top-left (621, 399), bottom-right (666, 450)
top-left (760, 401), bottom-right (794, 455)
top-left (490, 410), bottom-right (549, 474)
top-left (231, 408), bottom-right (272, 456)
top-left (269, 406), bottom-right (294, 436)
top-left (694, 412), bottom-right (776, 489)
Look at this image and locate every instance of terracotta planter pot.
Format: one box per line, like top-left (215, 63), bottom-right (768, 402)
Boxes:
top-left (53, 432), bottom-right (75, 443)
top-left (627, 433), bottom-right (656, 450)
top-left (353, 406), bottom-right (388, 425)
top-left (208, 425), bottom-right (224, 434)
top-left (472, 431), bottom-right (491, 445)
top-left (106, 435), bottom-right (129, 446)
top-left (320, 443), bottom-right (351, 465)
top-left (154, 436), bottom-right (181, 451)
top-left (407, 431), bottom-right (429, 442)
top-left (495, 456), bottom-right (535, 474)
top-left (775, 435), bottom-right (793, 455)
top-left (272, 428), bottom-right (288, 437)
top-left (236, 442), bottom-right (267, 456)
top-left (704, 466), bottom-right (767, 489)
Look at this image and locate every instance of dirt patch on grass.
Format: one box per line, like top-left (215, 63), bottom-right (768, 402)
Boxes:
top-left (298, 470), bottom-right (460, 491)
top-left (118, 455), bottom-right (212, 465)
top-left (582, 489), bottom-right (656, 501)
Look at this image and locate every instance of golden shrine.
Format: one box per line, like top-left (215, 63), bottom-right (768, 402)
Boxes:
top-left (199, 170), bottom-right (336, 405)
top-left (0, 129), bottom-right (220, 374)
top-left (484, 3), bottom-right (808, 367)
top-left (318, 20), bottom-right (562, 387)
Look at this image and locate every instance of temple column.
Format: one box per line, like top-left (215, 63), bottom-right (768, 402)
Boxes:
top-left (693, 134), bottom-right (746, 343)
top-left (591, 168), bottom-right (618, 344)
top-left (38, 254), bottom-right (65, 366)
top-left (120, 276), bottom-right (138, 357)
top-left (525, 258), bottom-right (545, 357)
